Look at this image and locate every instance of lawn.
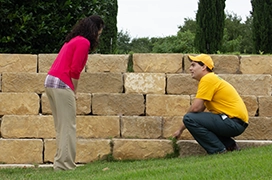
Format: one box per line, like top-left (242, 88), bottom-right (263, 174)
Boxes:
top-left (0, 145), bottom-right (271, 180)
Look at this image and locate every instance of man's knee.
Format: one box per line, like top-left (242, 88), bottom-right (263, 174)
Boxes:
top-left (183, 113), bottom-right (194, 126)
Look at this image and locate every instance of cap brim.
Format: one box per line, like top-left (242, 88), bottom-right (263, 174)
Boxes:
top-left (188, 55), bottom-right (201, 62)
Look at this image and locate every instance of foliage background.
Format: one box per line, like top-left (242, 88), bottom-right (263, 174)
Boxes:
top-left (1, 0), bottom-right (271, 55)
top-left (117, 12), bottom-right (253, 55)
top-left (0, 0), bottom-right (117, 54)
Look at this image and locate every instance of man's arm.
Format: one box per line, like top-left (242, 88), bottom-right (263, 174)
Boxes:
top-left (187, 98), bottom-right (206, 113)
top-left (173, 98), bottom-right (206, 138)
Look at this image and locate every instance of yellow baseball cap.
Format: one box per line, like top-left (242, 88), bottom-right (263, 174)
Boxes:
top-left (188, 54), bottom-right (214, 70)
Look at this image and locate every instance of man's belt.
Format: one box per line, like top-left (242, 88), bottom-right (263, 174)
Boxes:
top-left (231, 117), bottom-right (248, 128)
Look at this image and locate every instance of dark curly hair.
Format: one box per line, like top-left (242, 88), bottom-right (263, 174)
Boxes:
top-left (65, 15), bottom-right (105, 52)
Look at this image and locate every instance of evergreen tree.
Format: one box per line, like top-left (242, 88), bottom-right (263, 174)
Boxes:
top-left (97, 0), bottom-right (118, 54)
top-left (251, 0), bottom-right (272, 54)
top-left (194, 0), bottom-right (226, 53)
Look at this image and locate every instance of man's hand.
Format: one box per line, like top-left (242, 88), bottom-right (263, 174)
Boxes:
top-left (173, 121), bottom-right (186, 139)
top-left (173, 129), bottom-right (184, 139)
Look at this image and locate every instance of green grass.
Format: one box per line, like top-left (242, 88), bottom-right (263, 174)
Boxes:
top-left (1, 145), bottom-right (271, 180)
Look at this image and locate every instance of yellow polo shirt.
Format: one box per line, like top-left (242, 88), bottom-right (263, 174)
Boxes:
top-left (196, 73), bottom-right (248, 123)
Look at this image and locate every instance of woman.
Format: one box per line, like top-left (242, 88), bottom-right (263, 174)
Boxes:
top-left (44, 15), bottom-right (104, 171)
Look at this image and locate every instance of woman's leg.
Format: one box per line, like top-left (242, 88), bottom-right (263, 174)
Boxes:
top-left (46, 88), bottom-right (76, 170)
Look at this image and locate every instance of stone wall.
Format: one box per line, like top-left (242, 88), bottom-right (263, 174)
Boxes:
top-left (0, 53), bottom-right (272, 164)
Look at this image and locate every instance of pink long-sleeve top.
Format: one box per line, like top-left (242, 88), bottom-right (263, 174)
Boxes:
top-left (48, 36), bottom-right (90, 91)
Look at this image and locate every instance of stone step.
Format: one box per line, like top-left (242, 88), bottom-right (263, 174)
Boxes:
top-left (177, 140), bottom-right (272, 156)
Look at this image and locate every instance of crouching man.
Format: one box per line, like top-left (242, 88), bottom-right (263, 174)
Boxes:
top-left (173, 54), bottom-right (248, 154)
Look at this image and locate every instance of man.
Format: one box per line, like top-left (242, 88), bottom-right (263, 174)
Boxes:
top-left (173, 54), bottom-right (248, 154)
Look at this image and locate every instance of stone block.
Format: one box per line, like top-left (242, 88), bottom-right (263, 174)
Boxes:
top-left (163, 116), bottom-right (194, 139)
top-left (0, 139), bottom-right (43, 163)
top-left (41, 93), bottom-right (92, 115)
top-left (121, 116), bottom-right (162, 138)
top-left (1, 115), bottom-right (55, 138)
top-left (240, 55), bottom-right (272, 74)
top-left (184, 54), bottom-right (240, 74)
top-left (177, 140), bottom-right (272, 157)
top-left (77, 116), bottom-right (120, 138)
top-left (44, 139), bottom-right (111, 163)
top-left (237, 117), bottom-right (272, 140)
top-left (220, 74), bottom-right (271, 96)
top-left (235, 140), bottom-right (272, 149)
top-left (258, 96), bottom-right (272, 117)
top-left (2, 72), bottom-right (46, 93)
top-left (146, 94), bottom-right (190, 116)
top-left (166, 74), bottom-right (198, 95)
top-left (124, 73), bottom-right (165, 94)
top-left (0, 93), bottom-right (39, 115)
top-left (86, 54), bottom-right (129, 73)
top-left (0, 54), bottom-right (37, 73)
top-left (92, 93), bottom-right (145, 116)
top-left (133, 53), bottom-right (183, 73)
top-left (241, 95), bottom-right (258, 117)
top-left (112, 139), bottom-right (173, 160)
top-left (78, 73), bottom-right (123, 93)
top-left (38, 54), bottom-right (58, 73)
top-left (177, 140), bottom-right (206, 156)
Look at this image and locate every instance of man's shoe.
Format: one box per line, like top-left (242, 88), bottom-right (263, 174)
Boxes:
top-left (227, 142), bottom-right (240, 151)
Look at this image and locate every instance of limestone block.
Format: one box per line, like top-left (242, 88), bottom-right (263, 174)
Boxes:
top-left (163, 116), bottom-right (194, 139)
top-left (0, 54), bottom-right (37, 73)
top-left (234, 140), bottom-right (272, 149)
top-left (258, 96), bottom-right (272, 117)
top-left (211, 55), bottom-right (240, 74)
top-left (112, 139), bottom-right (173, 160)
top-left (121, 116), bottom-right (162, 138)
top-left (77, 116), bottom-right (120, 138)
top-left (177, 140), bottom-right (206, 156)
top-left (133, 53), bottom-right (183, 73)
top-left (76, 139), bottom-right (112, 163)
top-left (0, 74), bottom-right (1, 92)
top-left (184, 54), bottom-right (240, 74)
top-left (167, 74), bottom-right (198, 95)
top-left (0, 93), bottom-right (39, 115)
top-left (78, 73), bottom-right (123, 93)
top-left (92, 93), bottom-right (145, 116)
top-left (2, 72), bottom-right (46, 93)
top-left (237, 117), bottom-right (272, 140)
top-left (1, 115), bottom-right (55, 138)
top-left (0, 139), bottom-right (43, 164)
top-left (241, 95), bottom-right (258, 117)
top-left (41, 93), bottom-right (92, 115)
top-left (220, 74), bottom-right (271, 96)
top-left (38, 54), bottom-right (58, 73)
top-left (146, 94), bottom-right (190, 116)
top-left (240, 55), bottom-right (272, 74)
top-left (86, 54), bottom-right (129, 73)
top-left (177, 140), bottom-right (272, 157)
top-left (44, 139), bottom-right (111, 163)
top-left (124, 73), bottom-right (165, 94)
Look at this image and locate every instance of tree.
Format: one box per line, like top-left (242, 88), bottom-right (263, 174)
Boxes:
top-left (130, 37), bottom-right (153, 53)
top-left (116, 30), bottom-right (132, 54)
top-left (152, 31), bottom-right (195, 53)
top-left (97, 0), bottom-right (118, 54)
top-left (221, 13), bottom-right (253, 53)
top-left (194, 0), bottom-right (226, 53)
top-left (251, 0), bottom-right (272, 54)
top-left (0, 0), bottom-right (117, 54)
top-left (178, 18), bottom-right (197, 34)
